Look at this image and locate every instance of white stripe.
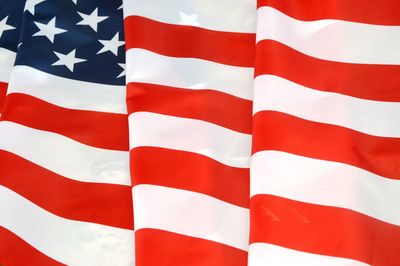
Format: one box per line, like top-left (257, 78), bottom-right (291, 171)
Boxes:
top-left (129, 112), bottom-right (251, 168)
top-left (7, 66), bottom-right (127, 114)
top-left (0, 185), bottom-right (134, 266)
top-left (253, 75), bottom-right (400, 138)
top-left (0, 121), bottom-right (130, 185)
top-left (249, 243), bottom-right (370, 266)
top-left (0, 48), bottom-right (15, 83)
top-left (126, 48), bottom-right (253, 100)
top-left (134, 184), bottom-right (249, 251)
top-left (123, 0), bottom-right (256, 33)
top-left (251, 151), bottom-right (400, 226)
top-left (257, 7), bottom-right (400, 65)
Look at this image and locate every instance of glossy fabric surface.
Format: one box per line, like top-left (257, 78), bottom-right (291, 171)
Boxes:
top-left (0, 0), bottom-right (399, 265)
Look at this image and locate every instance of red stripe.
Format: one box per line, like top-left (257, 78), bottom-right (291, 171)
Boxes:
top-left (0, 82), bottom-right (7, 113)
top-left (258, 0), bottom-right (400, 26)
top-left (135, 229), bottom-right (247, 266)
top-left (255, 40), bottom-right (400, 102)
top-left (0, 150), bottom-right (133, 230)
top-left (124, 16), bottom-right (255, 67)
top-left (250, 194), bottom-right (400, 265)
top-left (252, 111), bottom-right (400, 180)
top-left (1, 93), bottom-right (129, 151)
top-left (0, 226), bottom-right (64, 266)
top-left (131, 147), bottom-right (249, 208)
top-left (127, 82), bottom-right (252, 134)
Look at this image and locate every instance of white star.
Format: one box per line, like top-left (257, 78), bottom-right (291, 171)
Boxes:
top-left (117, 4), bottom-right (122, 10)
top-left (33, 17), bottom-right (67, 43)
top-left (97, 33), bottom-right (124, 56)
top-left (178, 11), bottom-right (199, 26)
top-left (0, 16), bottom-right (15, 39)
top-left (52, 49), bottom-right (86, 72)
top-left (71, 0), bottom-right (77, 4)
top-left (77, 8), bottom-right (108, 32)
top-left (24, 0), bottom-right (45, 15)
top-left (117, 63), bottom-right (125, 78)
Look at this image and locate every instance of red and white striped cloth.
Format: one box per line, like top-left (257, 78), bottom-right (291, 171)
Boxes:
top-left (250, 1), bottom-right (400, 265)
top-left (0, 2), bottom-right (134, 265)
top-left (0, 47), bottom-right (15, 115)
top-left (123, 0), bottom-right (255, 264)
top-left (1, 0), bottom-right (399, 265)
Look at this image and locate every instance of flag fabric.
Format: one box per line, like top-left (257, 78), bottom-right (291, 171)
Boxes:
top-left (123, 0), bottom-right (254, 264)
top-left (0, 0), bottom-right (399, 265)
top-left (0, 0), bottom-right (24, 116)
top-left (0, 0), bottom-right (134, 265)
top-left (250, 1), bottom-right (400, 265)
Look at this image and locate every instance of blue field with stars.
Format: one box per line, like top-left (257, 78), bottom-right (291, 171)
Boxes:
top-left (0, 0), bottom-right (125, 85)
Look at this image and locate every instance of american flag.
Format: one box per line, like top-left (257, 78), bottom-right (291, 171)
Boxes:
top-left (1, 0), bottom-right (399, 265)
top-left (0, 0), bottom-right (133, 265)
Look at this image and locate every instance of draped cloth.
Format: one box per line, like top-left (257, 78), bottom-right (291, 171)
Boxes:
top-left (0, 0), bottom-right (399, 265)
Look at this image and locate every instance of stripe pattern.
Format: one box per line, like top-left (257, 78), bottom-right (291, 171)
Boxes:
top-left (0, 1), bottom-right (134, 265)
top-left (250, 1), bottom-right (400, 265)
top-left (0, 47), bottom-right (16, 115)
top-left (0, 0), bottom-right (24, 115)
top-left (2, 0), bottom-right (399, 264)
top-left (123, 0), bottom-right (256, 264)
top-left (0, 46), bottom-right (17, 84)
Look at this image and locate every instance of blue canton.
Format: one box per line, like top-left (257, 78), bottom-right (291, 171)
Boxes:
top-left (0, 0), bottom-right (25, 52)
top-left (2, 0), bottom-right (126, 85)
